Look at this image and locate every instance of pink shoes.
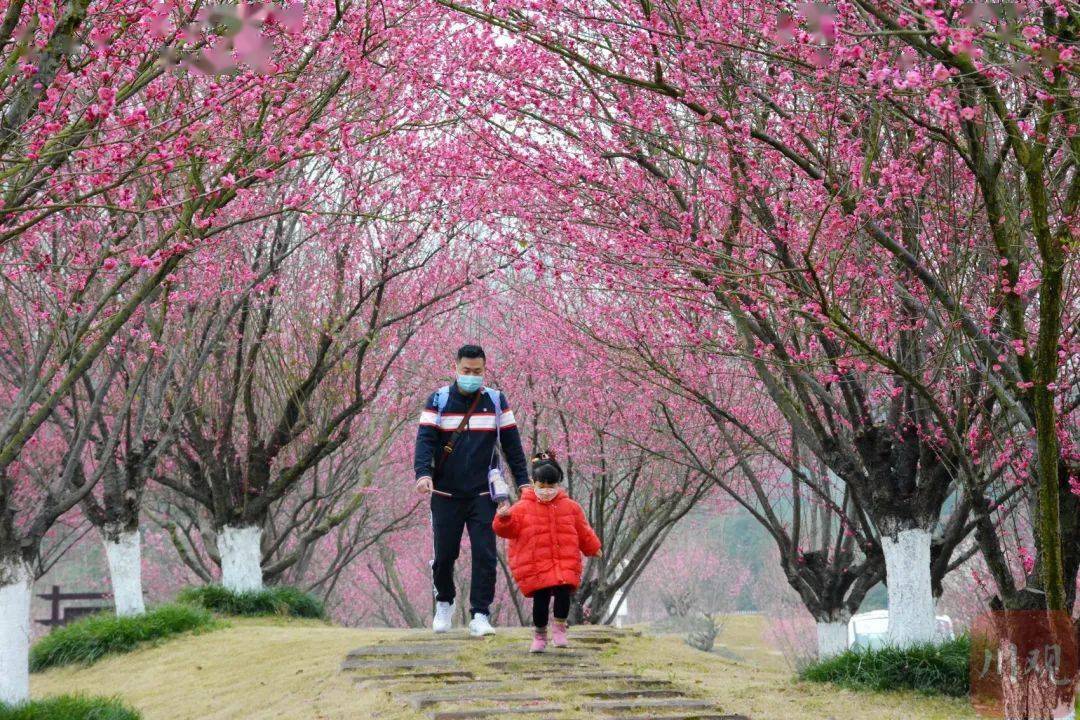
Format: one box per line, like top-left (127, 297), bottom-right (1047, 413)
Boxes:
top-left (551, 620), bottom-right (569, 648)
top-left (529, 621), bottom-right (568, 652)
top-left (529, 628), bottom-right (548, 653)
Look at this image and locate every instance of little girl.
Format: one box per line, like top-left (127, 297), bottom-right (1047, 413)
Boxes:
top-left (493, 451), bottom-right (602, 652)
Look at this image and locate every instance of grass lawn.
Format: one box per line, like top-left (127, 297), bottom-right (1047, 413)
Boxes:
top-left (32, 615), bottom-right (978, 720)
top-left (627, 616), bottom-right (976, 720)
top-left (32, 619), bottom-right (416, 720)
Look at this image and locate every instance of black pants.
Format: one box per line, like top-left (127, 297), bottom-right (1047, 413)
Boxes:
top-left (532, 585), bottom-right (573, 629)
top-left (430, 493), bottom-right (497, 618)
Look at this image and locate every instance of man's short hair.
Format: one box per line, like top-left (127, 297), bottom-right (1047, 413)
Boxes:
top-left (457, 344), bottom-right (486, 362)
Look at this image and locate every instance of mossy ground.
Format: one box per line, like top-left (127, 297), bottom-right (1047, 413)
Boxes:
top-left (621, 617), bottom-right (977, 720)
top-left (32, 615), bottom-right (983, 720)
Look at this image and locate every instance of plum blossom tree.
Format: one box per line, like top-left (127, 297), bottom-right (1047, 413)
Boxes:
top-left (558, 276), bottom-right (999, 655)
top-left (158, 178), bottom-right (519, 592)
top-left (418, 2), bottom-right (1078, 663)
top-left (49, 303), bottom-right (203, 617)
top-left (635, 515), bottom-right (751, 623)
top-left (476, 297), bottom-right (722, 625)
top-left (431, 0), bottom-right (1079, 631)
top-left (508, 283), bottom-right (887, 656)
top-left (0, 3), bottom-right (1072, 715)
top-left (0, 0), bottom-right (456, 703)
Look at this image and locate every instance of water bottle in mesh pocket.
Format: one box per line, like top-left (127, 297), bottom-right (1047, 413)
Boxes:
top-left (488, 467), bottom-right (509, 503)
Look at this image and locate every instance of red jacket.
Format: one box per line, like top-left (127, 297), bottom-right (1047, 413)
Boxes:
top-left (493, 486), bottom-right (602, 597)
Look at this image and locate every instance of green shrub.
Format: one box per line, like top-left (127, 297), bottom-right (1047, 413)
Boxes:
top-left (800, 636), bottom-right (971, 697)
top-left (30, 604), bottom-right (218, 672)
top-left (0, 695), bottom-right (141, 720)
top-left (177, 584), bottom-right (325, 619)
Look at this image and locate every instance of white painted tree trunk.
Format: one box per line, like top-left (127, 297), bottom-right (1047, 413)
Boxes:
top-left (881, 527), bottom-right (937, 648)
top-left (816, 620), bottom-right (849, 659)
top-left (0, 558), bottom-right (32, 706)
top-left (218, 525), bottom-right (263, 592)
top-left (103, 528), bottom-right (145, 617)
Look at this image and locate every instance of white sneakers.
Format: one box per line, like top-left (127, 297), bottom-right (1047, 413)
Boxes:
top-left (433, 602), bottom-right (496, 636)
top-left (433, 601), bottom-right (454, 633)
top-left (468, 613), bottom-right (495, 637)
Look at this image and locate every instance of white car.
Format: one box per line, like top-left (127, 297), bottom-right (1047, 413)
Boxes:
top-left (847, 610), bottom-right (955, 650)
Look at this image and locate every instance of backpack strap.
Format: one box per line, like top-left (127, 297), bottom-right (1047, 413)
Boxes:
top-left (484, 387), bottom-right (502, 422)
top-left (434, 385), bottom-right (451, 423)
top-left (484, 387), bottom-right (502, 470)
top-left (437, 385), bottom-right (498, 423)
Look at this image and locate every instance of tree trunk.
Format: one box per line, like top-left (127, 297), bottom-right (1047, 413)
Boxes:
top-left (102, 526), bottom-right (145, 616)
top-left (881, 527), bottom-right (937, 647)
top-left (569, 578), bottom-right (609, 625)
top-left (218, 525), bottom-right (264, 592)
top-left (816, 619), bottom-right (849, 660)
top-left (0, 556), bottom-right (31, 705)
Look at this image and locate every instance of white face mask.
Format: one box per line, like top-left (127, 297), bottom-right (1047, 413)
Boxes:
top-left (534, 486), bottom-right (559, 503)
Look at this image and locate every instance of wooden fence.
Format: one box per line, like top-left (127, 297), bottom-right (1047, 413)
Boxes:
top-left (36, 585), bottom-right (112, 629)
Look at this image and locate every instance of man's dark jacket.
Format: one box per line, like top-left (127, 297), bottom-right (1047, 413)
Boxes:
top-left (413, 383), bottom-right (529, 496)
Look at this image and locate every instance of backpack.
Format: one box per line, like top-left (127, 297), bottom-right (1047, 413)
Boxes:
top-left (433, 385), bottom-right (503, 470)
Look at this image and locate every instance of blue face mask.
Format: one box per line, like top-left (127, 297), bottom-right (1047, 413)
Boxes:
top-left (456, 374), bottom-right (483, 394)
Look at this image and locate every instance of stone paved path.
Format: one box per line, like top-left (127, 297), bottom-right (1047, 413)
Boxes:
top-left (341, 626), bottom-right (750, 720)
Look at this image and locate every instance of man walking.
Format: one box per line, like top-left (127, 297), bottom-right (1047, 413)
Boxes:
top-left (414, 344), bottom-right (530, 636)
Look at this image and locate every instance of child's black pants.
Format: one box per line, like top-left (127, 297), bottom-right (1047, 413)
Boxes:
top-left (532, 584), bottom-right (573, 628)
